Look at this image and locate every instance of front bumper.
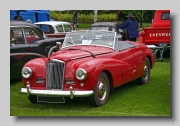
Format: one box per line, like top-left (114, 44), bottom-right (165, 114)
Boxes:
top-left (20, 84), bottom-right (94, 99)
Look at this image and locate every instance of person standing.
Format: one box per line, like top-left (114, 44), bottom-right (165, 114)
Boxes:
top-left (119, 13), bottom-right (138, 41)
top-left (14, 11), bottom-right (24, 21)
top-left (73, 10), bottom-right (78, 28)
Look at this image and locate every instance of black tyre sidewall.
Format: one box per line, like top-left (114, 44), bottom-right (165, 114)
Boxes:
top-left (137, 57), bottom-right (150, 85)
top-left (90, 72), bottom-right (110, 107)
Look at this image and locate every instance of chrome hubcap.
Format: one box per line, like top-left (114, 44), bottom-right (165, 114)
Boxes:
top-left (97, 79), bottom-right (106, 101)
top-left (144, 62), bottom-right (149, 80)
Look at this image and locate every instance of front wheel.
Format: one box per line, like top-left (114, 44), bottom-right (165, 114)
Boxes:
top-left (89, 72), bottom-right (110, 107)
top-left (136, 57), bottom-right (150, 85)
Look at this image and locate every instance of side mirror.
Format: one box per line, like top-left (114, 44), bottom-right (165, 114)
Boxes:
top-left (56, 42), bottom-right (62, 50)
top-left (48, 42), bottom-right (62, 57)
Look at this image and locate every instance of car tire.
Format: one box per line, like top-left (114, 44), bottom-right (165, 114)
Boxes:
top-left (28, 95), bottom-right (37, 104)
top-left (136, 57), bottom-right (150, 85)
top-left (89, 72), bottom-right (110, 107)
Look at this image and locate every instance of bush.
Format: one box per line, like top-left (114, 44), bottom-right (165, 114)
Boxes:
top-left (50, 11), bottom-right (117, 23)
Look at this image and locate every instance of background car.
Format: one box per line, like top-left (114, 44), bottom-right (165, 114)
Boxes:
top-left (89, 22), bottom-right (124, 40)
top-left (34, 21), bottom-right (75, 38)
top-left (20, 30), bottom-right (155, 107)
top-left (10, 21), bottom-right (64, 80)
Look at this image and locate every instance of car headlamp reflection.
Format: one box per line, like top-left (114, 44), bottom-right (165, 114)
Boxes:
top-left (22, 67), bottom-right (32, 79)
top-left (75, 68), bottom-right (87, 81)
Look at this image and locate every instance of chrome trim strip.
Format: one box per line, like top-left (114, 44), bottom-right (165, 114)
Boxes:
top-left (20, 85), bottom-right (94, 99)
top-left (113, 32), bottom-right (116, 50)
top-left (71, 55), bottom-right (92, 60)
top-left (27, 84), bottom-right (30, 97)
top-left (10, 53), bottom-right (46, 57)
top-left (70, 86), bottom-right (73, 99)
top-left (51, 59), bottom-right (65, 63)
top-left (71, 51), bottom-right (112, 60)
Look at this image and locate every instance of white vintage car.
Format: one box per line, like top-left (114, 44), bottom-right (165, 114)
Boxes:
top-left (34, 21), bottom-right (75, 38)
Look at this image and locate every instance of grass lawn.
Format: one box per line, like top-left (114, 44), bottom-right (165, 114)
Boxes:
top-left (10, 57), bottom-right (170, 116)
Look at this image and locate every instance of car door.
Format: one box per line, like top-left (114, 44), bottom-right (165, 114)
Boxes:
top-left (115, 39), bottom-right (142, 83)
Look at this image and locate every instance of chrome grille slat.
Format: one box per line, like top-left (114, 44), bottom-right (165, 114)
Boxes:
top-left (46, 60), bottom-right (65, 89)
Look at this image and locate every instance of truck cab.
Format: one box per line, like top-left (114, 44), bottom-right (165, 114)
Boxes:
top-left (139, 10), bottom-right (170, 47)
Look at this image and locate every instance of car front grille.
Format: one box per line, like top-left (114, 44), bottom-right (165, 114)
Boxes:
top-left (46, 59), bottom-right (65, 90)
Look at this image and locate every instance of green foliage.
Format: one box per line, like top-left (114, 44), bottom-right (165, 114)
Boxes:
top-left (50, 11), bottom-right (118, 23)
top-left (50, 10), bottom-right (155, 23)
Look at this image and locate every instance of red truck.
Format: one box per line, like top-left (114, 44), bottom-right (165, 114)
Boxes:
top-left (138, 10), bottom-right (170, 47)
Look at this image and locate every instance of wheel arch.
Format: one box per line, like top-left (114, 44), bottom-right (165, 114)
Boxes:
top-left (102, 70), bottom-right (114, 92)
top-left (146, 55), bottom-right (153, 69)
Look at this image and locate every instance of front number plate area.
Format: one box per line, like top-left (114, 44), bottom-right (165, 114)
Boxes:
top-left (37, 96), bottom-right (65, 103)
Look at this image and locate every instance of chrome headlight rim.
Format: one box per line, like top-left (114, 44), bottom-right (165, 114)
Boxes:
top-left (75, 68), bottom-right (87, 81)
top-left (21, 67), bottom-right (32, 79)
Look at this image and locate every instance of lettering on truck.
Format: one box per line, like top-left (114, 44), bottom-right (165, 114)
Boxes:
top-left (149, 33), bottom-right (170, 37)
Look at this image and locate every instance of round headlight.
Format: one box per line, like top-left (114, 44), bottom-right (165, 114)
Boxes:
top-left (21, 67), bottom-right (32, 79)
top-left (75, 68), bottom-right (87, 81)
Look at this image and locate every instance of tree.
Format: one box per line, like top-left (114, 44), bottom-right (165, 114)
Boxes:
top-left (115, 10), bottom-right (120, 20)
top-left (94, 10), bottom-right (98, 23)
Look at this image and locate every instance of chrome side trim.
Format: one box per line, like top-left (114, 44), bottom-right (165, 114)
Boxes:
top-left (71, 51), bottom-right (112, 60)
top-left (20, 85), bottom-right (94, 99)
top-left (10, 53), bottom-right (46, 57)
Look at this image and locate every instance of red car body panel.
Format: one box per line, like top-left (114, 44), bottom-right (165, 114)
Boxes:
top-left (20, 30), bottom-right (155, 106)
top-left (139, 10), bottom-right (170, 46)
top-left (22, 43), bottom-right (155, 91)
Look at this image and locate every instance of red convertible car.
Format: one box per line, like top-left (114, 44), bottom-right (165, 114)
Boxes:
top-left (20, 30), bottom-right (155, 107)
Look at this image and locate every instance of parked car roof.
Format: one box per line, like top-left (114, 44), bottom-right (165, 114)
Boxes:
top-left (34, 21), bottom-right (71, 26)
top-left (90, 22), bottom-right (119, 27)
top-left (10, 20), bottom-right (43, 36)
top-left (89, 22), bottom-right (121, 35)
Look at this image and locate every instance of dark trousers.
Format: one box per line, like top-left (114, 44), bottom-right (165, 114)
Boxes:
top-left (129, 38), bottom-right (137, 42)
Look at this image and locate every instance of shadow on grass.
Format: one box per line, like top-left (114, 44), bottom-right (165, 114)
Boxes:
top-left (22, 80), bottom-right (140, 110)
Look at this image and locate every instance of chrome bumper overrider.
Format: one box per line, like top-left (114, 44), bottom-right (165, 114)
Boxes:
top-left (20, 84), bottom-right (94, 99)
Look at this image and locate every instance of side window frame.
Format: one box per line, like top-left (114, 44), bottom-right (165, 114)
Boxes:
top-left (56, 25), bottom-right (64, 32)
top-left (23, 27), bottom-right (43, 44)
top-left (10, 27), bottom-right (25, 44)
top-left (63, 24), bottom-right (72, 32)
top-left (161, 12), bottom-right (170, 20)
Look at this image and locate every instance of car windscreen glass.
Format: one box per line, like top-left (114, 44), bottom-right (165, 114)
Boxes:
top-left (90, 26), bottom-right (109, 31)
top-left (115, 41), bottom-right (136, 51)
top-left (62, 30), bottom-right (115, 48)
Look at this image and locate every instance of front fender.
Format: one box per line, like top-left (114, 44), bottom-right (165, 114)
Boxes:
top-left (66, 57), bottom-right (129, 89)
top-left (22, 58), bottom-right (48, 88)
